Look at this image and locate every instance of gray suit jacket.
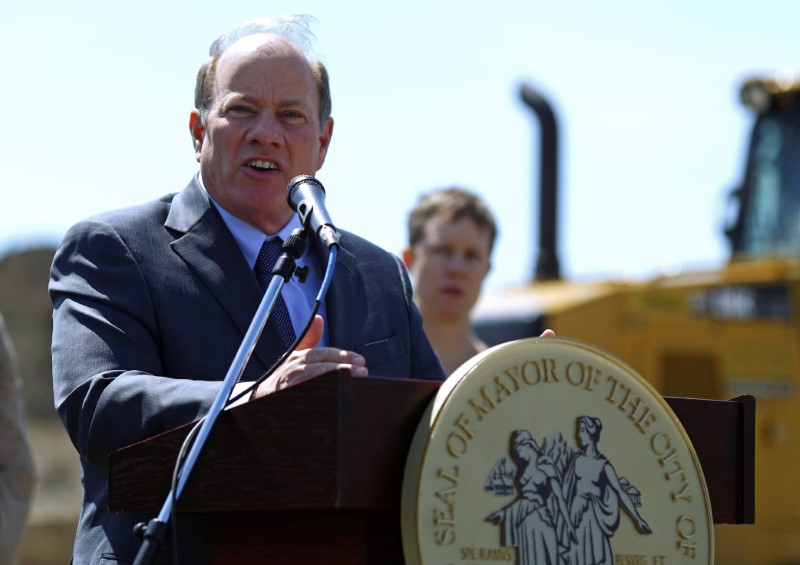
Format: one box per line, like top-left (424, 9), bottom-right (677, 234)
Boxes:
top-left (50, 176), bottom-right (445, 564)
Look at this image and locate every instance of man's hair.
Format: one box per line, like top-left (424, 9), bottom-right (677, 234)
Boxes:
top-left (407, 187), bottom-right (498, 253)
top-left (194, 14), bottom-right (332, 127)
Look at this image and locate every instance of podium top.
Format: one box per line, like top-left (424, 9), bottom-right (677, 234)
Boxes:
top-left (108, 370), bottom-right (753, 524)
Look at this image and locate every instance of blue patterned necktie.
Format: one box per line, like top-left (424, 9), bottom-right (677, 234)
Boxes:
top-left (254, 238), bottom-right (297, 350)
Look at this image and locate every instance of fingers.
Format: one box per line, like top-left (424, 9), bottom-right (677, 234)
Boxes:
top-left (252, 344), bottom-right (367, 400)
top-left (540, 328), bottom-right (555, 338)
top-left (304, 346), bottom-right (365, 368)
top-left (295, 318), bottom-right (364, 371)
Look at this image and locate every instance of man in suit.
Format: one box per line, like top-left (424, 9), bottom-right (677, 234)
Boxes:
top-left (50, 15), bottom-right (445, 564)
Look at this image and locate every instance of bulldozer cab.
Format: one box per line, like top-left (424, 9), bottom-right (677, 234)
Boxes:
top-left (726, 75), bottom-right (800, 258)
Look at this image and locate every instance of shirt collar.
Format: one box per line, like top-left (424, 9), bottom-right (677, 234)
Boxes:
top-left (198, 173), bottom-right (305, 269)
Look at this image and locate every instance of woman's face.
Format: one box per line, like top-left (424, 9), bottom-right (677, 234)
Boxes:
top-left (578, 421), bottom-right (592, 448)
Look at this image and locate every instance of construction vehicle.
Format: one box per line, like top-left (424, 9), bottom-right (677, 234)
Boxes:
top-left (472, 75), bottom-right (800, 564)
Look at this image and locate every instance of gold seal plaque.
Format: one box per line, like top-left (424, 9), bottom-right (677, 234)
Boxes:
top-left (402, 337), bottom-right (713, 564)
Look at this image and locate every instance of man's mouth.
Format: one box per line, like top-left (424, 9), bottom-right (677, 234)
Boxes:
top-left (248, 159), bottom-right (278, 171)
top-left (442, 285), bottom-right (464, 297)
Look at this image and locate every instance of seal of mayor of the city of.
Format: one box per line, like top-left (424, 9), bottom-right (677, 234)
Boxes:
top-left (401, 336), bottom-right (713, 564)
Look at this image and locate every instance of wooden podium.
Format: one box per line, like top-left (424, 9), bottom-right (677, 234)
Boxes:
top-left (108, 371), bottom-right (754, 564)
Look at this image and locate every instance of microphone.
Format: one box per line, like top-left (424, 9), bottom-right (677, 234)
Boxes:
top-left (286, 175), bottom-right (341, 249)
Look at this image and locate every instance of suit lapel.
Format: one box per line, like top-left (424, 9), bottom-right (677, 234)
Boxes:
top-left (165, 178), bottom-right (284, 373)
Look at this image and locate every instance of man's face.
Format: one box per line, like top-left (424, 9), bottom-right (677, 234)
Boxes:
top-left (190, 35), bottom-right (333, 233)
top-left (404, 213), bottom-right (492, 323)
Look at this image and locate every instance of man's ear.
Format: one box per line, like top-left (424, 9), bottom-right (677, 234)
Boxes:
top-left (315, 117), bottom-right (334, 169)
top-left (189, 110), bottom-right (205, 162)
top-left (402, 247), bottom-right (414, 269)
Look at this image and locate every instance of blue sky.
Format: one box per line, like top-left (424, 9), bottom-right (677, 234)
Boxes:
top-left (3, 0), bottom-right (798, 292)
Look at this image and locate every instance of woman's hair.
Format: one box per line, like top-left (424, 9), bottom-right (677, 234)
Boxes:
top-left (577, 415), bottom-right (602, 443)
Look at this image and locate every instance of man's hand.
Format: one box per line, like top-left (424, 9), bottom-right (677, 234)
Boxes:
top-left (540, 329), bottom-right (555, 337)
top-left (251, 315), bottom-right (367, 399)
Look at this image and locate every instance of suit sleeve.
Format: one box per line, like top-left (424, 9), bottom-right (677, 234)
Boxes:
top-left (50, 219), bottom-right (221, 469)
top-left (329, 234), bottom-right (446, 381)
top-left (392, 254), bottom-right (447, 381)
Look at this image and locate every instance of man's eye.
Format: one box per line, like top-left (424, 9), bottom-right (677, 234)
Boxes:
top-left (465, 250), bottom-right (482, 262)
top-left (227, 105), bottom-right (253, 116)
top-left (429, 246), bottom-right (454, 260)
top-left (281, 110), bottom-right (308, 122)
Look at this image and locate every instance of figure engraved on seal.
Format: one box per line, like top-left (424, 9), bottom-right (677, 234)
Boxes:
top-left (485, 416), bottom-right (652, 564)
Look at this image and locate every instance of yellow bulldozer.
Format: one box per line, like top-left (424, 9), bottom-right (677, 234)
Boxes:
top-left (473, 74), bottom-right (800, 564)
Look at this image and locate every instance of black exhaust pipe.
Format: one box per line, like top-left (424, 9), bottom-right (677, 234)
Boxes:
top-left (520, 83), bottom-right (561, 282)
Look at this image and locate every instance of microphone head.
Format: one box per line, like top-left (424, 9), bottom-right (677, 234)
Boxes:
top-left (286, 174), bottom-right (325, 212)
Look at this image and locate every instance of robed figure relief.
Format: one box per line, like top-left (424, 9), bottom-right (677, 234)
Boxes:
top-left (486, 417), bottom-right (652, 564)
top-left (486, 430), bottom-right (576, 564)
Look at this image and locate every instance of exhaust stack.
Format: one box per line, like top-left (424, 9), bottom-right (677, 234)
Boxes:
top-left (520, 83), bottom-right (561, 282)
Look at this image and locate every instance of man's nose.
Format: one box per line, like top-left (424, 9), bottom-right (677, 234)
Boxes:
top-left (247, 112), bottom-right (284, 145)
top-left (445, 252), bottom-right (469, 274)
